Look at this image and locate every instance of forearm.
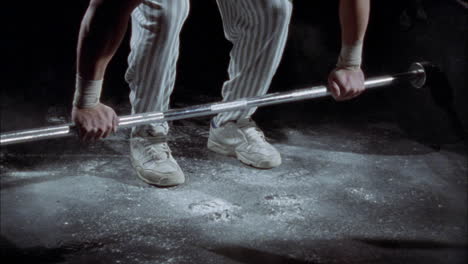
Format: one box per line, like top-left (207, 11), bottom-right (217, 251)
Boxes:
top-left (339, 0), bottom-right (369, 45)
top-left (338, 0), bottom-right (370, 68)
top-left (77, 0), bottom-right (140, 80)
top-left (74, 0), bottom-right (140, 108)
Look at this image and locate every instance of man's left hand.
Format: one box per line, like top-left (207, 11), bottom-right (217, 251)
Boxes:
top-left (328, 67), bottom-right (365, 101)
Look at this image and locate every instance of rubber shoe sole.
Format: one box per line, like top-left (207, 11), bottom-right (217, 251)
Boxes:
top-left (207, 138), bottom-right (281, 169)
top-left (130, 156), bottom-right (185, 187)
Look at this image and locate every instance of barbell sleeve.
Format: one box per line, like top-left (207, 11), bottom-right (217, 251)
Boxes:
top-left (0, 62), bottom-right (426, 146)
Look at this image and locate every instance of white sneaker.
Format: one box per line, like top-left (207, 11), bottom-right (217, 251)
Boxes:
top-left (207, 119), bottom-right (281, 169)
top-left (130, 123), bottom-right (185, 187)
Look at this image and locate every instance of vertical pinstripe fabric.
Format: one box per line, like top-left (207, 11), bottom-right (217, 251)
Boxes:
top-left (126, 0), bottom-right (190, 115)
top-left (126, 0), bottom-right (292, 129)
top-left (214, 0), bottom-right (293, 126)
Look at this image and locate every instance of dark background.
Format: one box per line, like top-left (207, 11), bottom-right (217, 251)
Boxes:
top-left (1, 0), bottom-right (467, 145)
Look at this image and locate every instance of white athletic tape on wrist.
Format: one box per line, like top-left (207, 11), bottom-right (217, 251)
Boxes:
top-left (337, 42), bottom-right (363, 70)
top-left (73, 75), bottom-right (103, 108)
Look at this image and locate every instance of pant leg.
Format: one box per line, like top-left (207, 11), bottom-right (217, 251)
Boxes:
top-left (213, 0), bottom-right (293, 126)
top-left (126, 0), bottom-right (190, 116)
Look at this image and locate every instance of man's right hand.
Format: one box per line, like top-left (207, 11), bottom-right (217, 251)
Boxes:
top-left (72, 103), bottom-right (118, 141)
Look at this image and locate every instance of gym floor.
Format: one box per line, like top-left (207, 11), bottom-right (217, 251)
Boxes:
top-left (1, 99), bottom-right (467, 264)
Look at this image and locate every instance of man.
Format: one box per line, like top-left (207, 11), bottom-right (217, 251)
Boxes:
top-left (72, 0), bottom-right (370, 187)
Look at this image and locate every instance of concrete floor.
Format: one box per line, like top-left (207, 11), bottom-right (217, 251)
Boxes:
top-left (1, 103), bottom-right (467, 264)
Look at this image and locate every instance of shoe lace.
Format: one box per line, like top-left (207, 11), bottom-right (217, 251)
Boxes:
top-left (143, 141), bottom-right (170, 162)
top-left (242, 124), bottom-right (266, 144)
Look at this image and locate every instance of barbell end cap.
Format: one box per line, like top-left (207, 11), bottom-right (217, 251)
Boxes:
top-left (409, 62), bottom-right (427, 89)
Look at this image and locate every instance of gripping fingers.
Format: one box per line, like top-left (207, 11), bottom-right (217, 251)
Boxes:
top-left (90, 128), bottom-right (101, 141)
top-left (348, 84), bottom-right (365, 99)
top-left (334, 76), bottom-right (354, 101)
top-left (343, 87), bottom-right (357, 100)
top-left (102, 124), bottom-right (113, 138)
top-left (72, 103), bottom-right (119, 142)
top-left (95, 127), bottom-right (105, 140)
top-left (109, 110), bottom-right (118, 134)
top-left (82, 127), bottom-right (94, 142)
top-left (78, 125), bottom-right (87, 142)
top-left (337, 80), bottom-right (363, 101)
top-left (329, 80), bottom-right (342, 100)
top-left (101, 113), bottom-right (118, 138)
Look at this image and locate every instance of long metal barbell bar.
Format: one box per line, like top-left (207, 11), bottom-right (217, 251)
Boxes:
top-left (0, 62), bottom-right (427, 146)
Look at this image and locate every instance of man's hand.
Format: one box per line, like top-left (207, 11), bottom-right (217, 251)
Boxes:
top-left (72, 103), bottom-right (118, 141)
top-left (328, 67), bottom-right (365, 101)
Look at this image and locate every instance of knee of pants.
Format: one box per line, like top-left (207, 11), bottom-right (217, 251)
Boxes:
top-left (139, 0), bottom-right (190, 29)
top-left (263, 0), bottom-right (292, 28)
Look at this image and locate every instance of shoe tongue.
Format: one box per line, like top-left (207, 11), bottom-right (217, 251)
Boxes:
top-left (135, 124), bottom-right (168, 141)
top-left (147, 129), bottom-right (164, 138)
top-left (240, 123), bottom-right (265, 143)
top-left (153, 149), bottom-right (168, 160)
top-left (148, 123), bottom-right (168, 136)
top-left (148, 143), bottom-right (169, 160)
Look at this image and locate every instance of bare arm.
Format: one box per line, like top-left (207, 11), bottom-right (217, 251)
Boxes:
top-left (77, 0), bottom-right (141, 79)
top-left (339, 0), bottom-right (369, 48)
top-left (328, 0), bottom-right (370, 101)
top-left (72, 0), bottom-right (142, 141)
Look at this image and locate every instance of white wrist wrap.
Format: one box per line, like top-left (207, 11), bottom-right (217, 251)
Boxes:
top-left (73, 75), bottom-right (103, 108)
top-left (337, 42), bottom-right (363, 70)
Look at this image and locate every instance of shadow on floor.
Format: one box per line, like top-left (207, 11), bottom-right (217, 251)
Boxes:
top-left (355, 238), bottom-right (468, 250)
top-left (207, 238), bottom-right (468, 264)
top-left (2, 235), bottom-right (467, 264)
top-left (208, 246), bottom-right (314, 264)
top-left (0, 236), bottom-right (102, 264)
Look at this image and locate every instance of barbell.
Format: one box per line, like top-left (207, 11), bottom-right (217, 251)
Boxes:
top-left (0, 62), bottom-right (432, 146)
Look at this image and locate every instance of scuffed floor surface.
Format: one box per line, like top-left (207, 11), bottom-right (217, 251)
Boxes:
top-left (1, 107), bottom-right (467, 264)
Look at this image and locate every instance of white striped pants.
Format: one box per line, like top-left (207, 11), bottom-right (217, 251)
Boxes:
top-left (126, 0), bottom-right (292, 128)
